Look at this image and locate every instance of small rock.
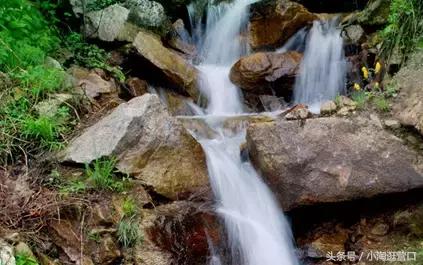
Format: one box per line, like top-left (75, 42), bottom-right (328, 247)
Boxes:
top-left (44, 57), bottom-right (63, 70)
top-left (320, 100), bottom-right (337, 115)
top-left (370, 223), bottom-right (389, 236)
top-left (285, 105), bottom-right (311, 120)
top-left (338, 95), bottom-right (357, 107)
top-left (35, 94), bottom-right (73, 118)
top-left (14, 242), bottom-right (35, 259)
top-left (337, 106), bottom-right (351, 116)
top-left (407, 135), bottom-right (419, 145)
top-left (384, 119), bottom-right (401, 129)
top-left (92, 234), bottom-right (121, 264)
top-left (78, 71), bottom-right (118, 100)
top-left (0, 239), bottom-right (15, 265)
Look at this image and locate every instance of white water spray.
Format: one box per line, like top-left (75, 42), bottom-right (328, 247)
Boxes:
top-left (294, 19), bottom-right (347, 113)
top-left (186, 1), bottom-right (299, 264)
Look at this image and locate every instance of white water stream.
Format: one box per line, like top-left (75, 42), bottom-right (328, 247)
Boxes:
top-left (186, 0), bottom-right (299, 264)
top-left (294, 19), bottom-right (347, 113)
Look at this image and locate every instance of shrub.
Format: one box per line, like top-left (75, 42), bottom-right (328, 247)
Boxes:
top-left (85, 158), bottom-right (125, 191)
top-left (373, 95), bottom-right (390, 112)
top-left (122, 196), bottom-right (138, 218)
top-left (381, 0), bottom-right (423, 63)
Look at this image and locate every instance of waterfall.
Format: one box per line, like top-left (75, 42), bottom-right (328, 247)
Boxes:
top-left (294, 19), bottom-right (347, 113)
top-left (186, 1), bottom-right (299, 264)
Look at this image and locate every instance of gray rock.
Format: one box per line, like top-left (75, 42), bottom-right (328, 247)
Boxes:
top-left (392, 50), bottom-right (423, 135)
top-left (85, 4), bottom-right (129, 42)
top-left (247, 116), bottom-right (423, 210)
top-left (320, 100), bottom-right (337, 115)
top-left (384, 119), bottom-right (401, 129)
top-left (0, 239), bottom-right (15, 265)
top-left (62, 94), bottom-right (209, 200)
top-left (342, 24), bottom-right (365, 45)
top-left (35, 94), bottom-right (73, 118)
top-left (125, 0), bottom-right (167, 29)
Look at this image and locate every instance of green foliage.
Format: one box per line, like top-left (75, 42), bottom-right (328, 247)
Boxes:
top-left (15, 253), bottom-right (39, 265)
top-left (381, 0), bottom-right (423, 63)
top-left (65, 32), bottom-right (126, 82)
top-left (117, 217), bottom-right (141, 247)
top-left (373, 95), bottom-right (390, 112)
top-left (122, 196), bottom-right (138, 218)
top-left (350, 90), bottom-right (369, 109)
top-left (0, 0), bottom-right (59, 71)
top-left (85, 158), bottom-right (125, 191)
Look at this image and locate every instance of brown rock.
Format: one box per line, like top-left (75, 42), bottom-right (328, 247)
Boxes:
top-left (247, 115), bottom-right (423, 210)
top-left (62, 94), bottom-right (209, 200)
top-left (306, 231), bottom-right (349, 258)
top-left (249, 0), bottom-right (317, 50)
top-left (229, 51), bottom-right (302, 94)
top-left (141, 201), bottom-right (221, 265)
top-left (133, 30), bottom-right (200, 99)
top-left (126, 77), bottom-right (148, 97)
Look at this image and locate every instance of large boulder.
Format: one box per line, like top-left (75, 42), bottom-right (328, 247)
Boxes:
top-left (133, 31), bottom-right (200, 100)
top-left (124, 0), bottom-right (168, 33)
top-left (85, 4), bottom-right (130, 42)
top-left (62, 94), bottom-right (209, 200)
top-left (247, 115), bottom-right (423, 210)
top-left (392, 50), bottom-right (423, 135)
top-left (249, 0), bottom-right (317, 50)
top-left (229, 51), bottom-right (302, 94)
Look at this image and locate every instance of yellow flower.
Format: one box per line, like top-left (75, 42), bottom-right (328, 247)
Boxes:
top-left (374, 82), bottom-right (380, 89)
top-left (375, 62), bottom-right (382, 74)
top-left (353, 83), bottom-right (361, 91)
top-left (361, 66), bottom-right (369, 80)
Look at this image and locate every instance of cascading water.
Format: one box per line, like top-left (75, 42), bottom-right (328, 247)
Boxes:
top-left (185, 1), bottom-right (299, 264)
top-left (294, 19), bottom-right (347, 113)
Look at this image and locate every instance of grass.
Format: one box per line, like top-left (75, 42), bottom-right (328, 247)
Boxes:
top-left (85, 158), bottom-right (126, 191)
top-left (381, 0), bottom-right (423, 64)
top-left (373, 95), bottom-right (390, 112)
top-left (351, 91), bottom-right (368, 109)
top-left (122, 196), bottom-right (138, 218)
top-left (117, 217), bottom-right (141, 247)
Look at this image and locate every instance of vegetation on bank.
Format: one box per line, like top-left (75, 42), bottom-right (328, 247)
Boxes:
top-left (380, 0), bottom-right (423, 64)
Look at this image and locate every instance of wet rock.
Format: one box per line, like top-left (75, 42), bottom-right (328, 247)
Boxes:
top-left (259, 95), bottom-right (286, 111)
top-left (249, 0), bottom-right (317, 50)
top-left (126, 77), bottom-right (148, 97)
top-left (140, 201), bottom-right (221, 264)
top-left (166, 19), bottom-right (196, 57)
top-left (320, 100), bottom-right (337, 115)
top-left (125, 0), bottom-right (168, 32)
top-left (0, 239), bottom-right (15, 265)
top-left (247, 116), bottom-right (423, 210)
top-left (392, 50), bottom-right (423, 136)
top-left (154, 89), bottom-right (196, 116)
top-left (62, 94), bottom-right (209, 200)
top-left (133, 30), bottom-right (200, 99)
top-left (85, 4), bottom-right (130, 42)
top-left (229, 51), bottom-right (302, 94)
